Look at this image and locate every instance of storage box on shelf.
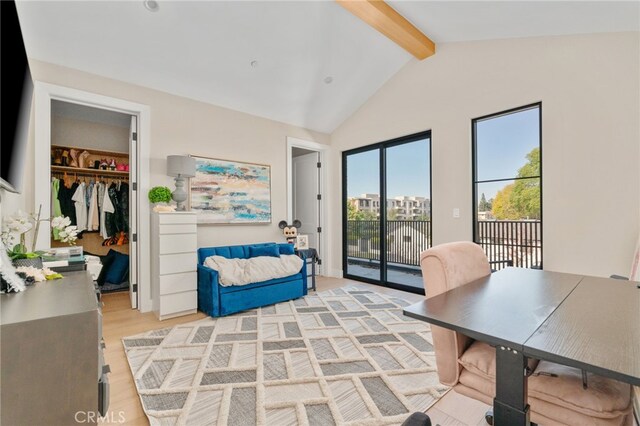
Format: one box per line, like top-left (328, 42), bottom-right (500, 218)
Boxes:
top-left (150, 212), bottom-right (197, 320)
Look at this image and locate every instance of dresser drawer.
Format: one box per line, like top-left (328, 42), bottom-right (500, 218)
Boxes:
top-left (159, 223), bottom-right (196, 235)
top-left (159, 234), bottom-right (197, 255)
top-left (159, 272), bottom-right (196, 295)
top-left (160, 253), bottom-right (196, 275)
top-left (159, 291), bottom-right (197, 315)
top-left (159, 214), bottom-right (197, 225)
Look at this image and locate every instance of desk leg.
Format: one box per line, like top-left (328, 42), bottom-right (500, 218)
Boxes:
top-left (494, 346), bottom-right (530, 426)
top-left (311, 257), bottom-right (316, 291)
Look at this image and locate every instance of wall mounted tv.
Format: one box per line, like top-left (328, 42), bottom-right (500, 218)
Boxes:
top-left (1, 0), bottom-right (33, 194)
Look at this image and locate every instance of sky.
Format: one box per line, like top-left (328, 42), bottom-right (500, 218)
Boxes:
top-left (475, 106), bottom-right (540, 200)
top-left (347, 139), bottom-right (430, 199)
top-left (346, 106), bottom-right (539, 202)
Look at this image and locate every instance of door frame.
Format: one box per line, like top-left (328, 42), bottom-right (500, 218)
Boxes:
top-left (286, 136), bottom-right (328, 276)
top-left (33, 82), bottom-right (152, 312)
top-left (342, 130), bottom-right (432, 295)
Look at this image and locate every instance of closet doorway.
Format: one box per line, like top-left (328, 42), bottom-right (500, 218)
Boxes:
top-left (49, 101), bottom-right (139, 306)
top-left (34, 83), bottom-right (150, 312)
top-left (286, 137), bottom-right (328, 276)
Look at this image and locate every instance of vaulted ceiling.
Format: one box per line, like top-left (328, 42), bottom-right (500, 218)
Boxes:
top-left (17, 1), bottom-right (639, 133)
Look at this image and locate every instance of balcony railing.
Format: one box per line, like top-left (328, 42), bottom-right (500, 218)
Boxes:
top-left (346, 219), bottom-right (542, 271)
top-left (346, 220), bottom-right (432, 267)
top-left (476, 220), bottom-right (542, 270)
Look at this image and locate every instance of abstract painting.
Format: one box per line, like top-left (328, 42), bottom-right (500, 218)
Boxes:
top-left (189, 156), bottom-right (271, 224)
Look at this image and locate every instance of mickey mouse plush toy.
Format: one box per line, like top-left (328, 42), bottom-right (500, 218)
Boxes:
top-left (279, 220), bottom-right (301, 245)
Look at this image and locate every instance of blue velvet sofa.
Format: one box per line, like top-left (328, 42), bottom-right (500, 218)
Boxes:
top-left (197, 242), bottom-right (307, 317)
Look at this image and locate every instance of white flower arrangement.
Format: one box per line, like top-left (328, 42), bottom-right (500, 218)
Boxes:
top-left (50, 215), bottom-right (71, 229)
top-left (0, 208), bottom-right (70, 290)
top-left (51, 216), bottom-right (78, 245)
top-left (1, 210), bottom-right (33, 249)
top-left (1, 208), bottom-right (78, 256)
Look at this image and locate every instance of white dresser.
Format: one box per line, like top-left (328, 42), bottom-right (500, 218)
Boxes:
top-left (150, 211), bottom-right (198, 320)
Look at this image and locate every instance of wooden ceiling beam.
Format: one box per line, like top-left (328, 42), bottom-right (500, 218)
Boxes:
top-left (336, 0), bottom-right (435, 60)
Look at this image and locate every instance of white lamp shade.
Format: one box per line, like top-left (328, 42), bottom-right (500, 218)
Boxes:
top-left (167, 155), bottom-right (196, 178)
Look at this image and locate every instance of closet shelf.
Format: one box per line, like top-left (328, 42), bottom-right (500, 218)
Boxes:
top-left (51, 165), bottom-right (129, 177)
top-left (51, 144), bottom-right (128, 157)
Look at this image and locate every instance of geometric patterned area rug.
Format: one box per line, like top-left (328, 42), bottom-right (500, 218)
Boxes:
top-left (123, 287), bottom-right (449, 425)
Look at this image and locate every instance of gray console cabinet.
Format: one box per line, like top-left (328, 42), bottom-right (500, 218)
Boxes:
top-left (1, 271), bottom-right (106, 425)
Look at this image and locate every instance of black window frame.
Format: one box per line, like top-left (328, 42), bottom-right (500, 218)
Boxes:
top-left (342, 130), bottom-right (433, 295)
top-left (471, 102), bottom-right (543, 269)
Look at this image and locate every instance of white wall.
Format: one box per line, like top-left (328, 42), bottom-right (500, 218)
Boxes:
top-left (329, 31), bottom-right (640, 278)
top-left (0, 100), bottom-right (36, 245)
top-left (9, 60), bottom-right (329, 253)
top-left (52, 116), bottom-right (129, 153)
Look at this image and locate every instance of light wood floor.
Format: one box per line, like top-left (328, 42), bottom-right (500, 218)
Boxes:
top-left (102, 276), bottom-right (490, 425)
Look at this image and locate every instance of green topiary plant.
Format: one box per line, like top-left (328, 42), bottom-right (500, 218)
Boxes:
top-left (148, 186), bottom-right (173, 204)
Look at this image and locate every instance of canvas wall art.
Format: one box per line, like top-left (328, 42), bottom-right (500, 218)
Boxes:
top-left (189, 156), bottom-right (271, 224)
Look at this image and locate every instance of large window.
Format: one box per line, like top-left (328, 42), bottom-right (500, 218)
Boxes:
top-left (343, 131), bottom-right (431, 294)
top-left (472, 104), bottom-right (542, 269)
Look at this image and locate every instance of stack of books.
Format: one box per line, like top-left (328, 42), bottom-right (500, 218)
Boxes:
top-left (41, 247), bottom-right (87, 272)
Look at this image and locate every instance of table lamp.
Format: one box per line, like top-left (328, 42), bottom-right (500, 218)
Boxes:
top-left (167, 155), bottom-right (196, 211)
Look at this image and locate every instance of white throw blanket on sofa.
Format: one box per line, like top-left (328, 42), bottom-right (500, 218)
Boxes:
top-left (204, 254), bottom-right (304, 287)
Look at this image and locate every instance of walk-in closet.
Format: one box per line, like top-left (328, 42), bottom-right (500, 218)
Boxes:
top-left (50, 100), bottom-right (136, 294)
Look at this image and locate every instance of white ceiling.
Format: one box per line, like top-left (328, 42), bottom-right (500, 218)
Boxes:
top-left (17, 1), bottom-right (639, 134)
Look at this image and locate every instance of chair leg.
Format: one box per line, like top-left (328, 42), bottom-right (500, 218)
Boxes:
top-left (485, 409), bottom-right (494, 425)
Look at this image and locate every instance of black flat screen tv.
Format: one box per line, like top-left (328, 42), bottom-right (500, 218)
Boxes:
top-left (1, 0), bottom-right (33, 194)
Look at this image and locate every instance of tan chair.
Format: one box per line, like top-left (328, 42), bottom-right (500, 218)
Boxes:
top-left (421, 241), bottom-right (633, 426)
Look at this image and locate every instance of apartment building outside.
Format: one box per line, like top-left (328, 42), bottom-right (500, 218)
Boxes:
top-left (349, 193), bottom-right (430, 220)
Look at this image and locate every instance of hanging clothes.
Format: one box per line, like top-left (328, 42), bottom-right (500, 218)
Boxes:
top-left (51, 178), bottom-right (62, 240)
top-left (105, 182), bottom-right (121, 237)
top-left (100, 183), bottom-right (115, 239)
top-left (58, 182), bottom-right (78, 226)
top-left (72, 182), bottom-right (87, 233)
top-left (87, 182), bottom-right (99, 231)
top-left (97, 181), bottom-right (105, 214)
top-left (51, 178), bottom-right (62, 217)
top-left (117, 182), bottom-right (129, 234)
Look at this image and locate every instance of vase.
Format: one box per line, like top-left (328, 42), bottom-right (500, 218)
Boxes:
top-left (13, 257), bottom-right (43, 269)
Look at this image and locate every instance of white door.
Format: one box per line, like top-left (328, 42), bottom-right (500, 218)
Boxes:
top-left (293, 152), bottom-right (321, 264)
top-left (129, 116), bottom-right (138, 309)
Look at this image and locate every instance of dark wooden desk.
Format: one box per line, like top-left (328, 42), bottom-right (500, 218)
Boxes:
top-left (404, 268), bottom-right (583, 425)
top-left (404, 268), bottom-right (583, 350)
top-left (525, 276), bottom-right (640, 386)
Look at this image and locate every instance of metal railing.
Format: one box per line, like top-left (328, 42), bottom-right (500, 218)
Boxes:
top-left (346, 220), bottom-right (432, 267)
top-left (346, 219), bottom-right (542, 271)
top-left (476, 220), bottom-right (542, 269)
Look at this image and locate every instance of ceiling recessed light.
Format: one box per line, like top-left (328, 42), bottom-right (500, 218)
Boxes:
top-left (250, 60), bottom-right (259, 68)
top-left (324, 76), bottom-right (334, 84)
top-left (144, 0), bottom-right (159, 12)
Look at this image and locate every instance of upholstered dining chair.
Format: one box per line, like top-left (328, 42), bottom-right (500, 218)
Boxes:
top-left (421, 241), bottom-right (633, 426)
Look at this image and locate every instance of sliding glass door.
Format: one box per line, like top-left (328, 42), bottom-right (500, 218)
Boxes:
top-left (343, 131), bottom-right (431, 294)
top-left (344, 149), bottom-right (381, 281)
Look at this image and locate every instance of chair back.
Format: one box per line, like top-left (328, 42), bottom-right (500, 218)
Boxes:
top-left (420, 241), bottom-right (491, 386)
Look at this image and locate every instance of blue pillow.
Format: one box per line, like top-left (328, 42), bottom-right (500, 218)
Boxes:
top-left (249, 244), bottom-right (280, 258)
top-left (104, 251), bottom-right (129, 284)
top-left (97, 250), bottom-right (117, 286)
top-left (279, 243), bottom-right (295, 255)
